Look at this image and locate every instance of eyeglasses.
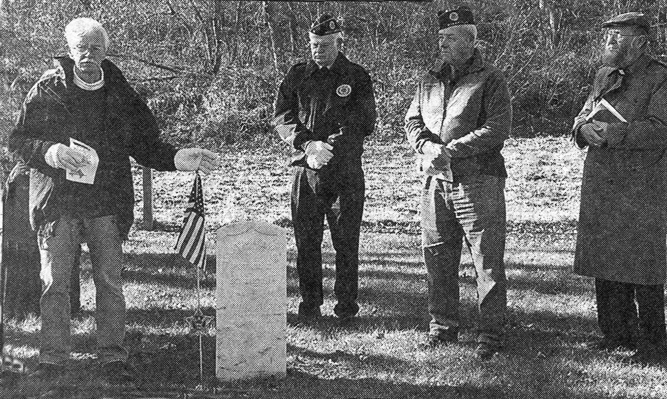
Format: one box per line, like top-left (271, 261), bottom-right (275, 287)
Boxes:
top-left (71, 44), bottom-right (105, 54)
top-left (604, 31), bottom-right (643, 41)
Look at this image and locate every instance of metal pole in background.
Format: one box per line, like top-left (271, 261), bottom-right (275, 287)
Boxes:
top-left (142, 167), bottom-right (154, 230)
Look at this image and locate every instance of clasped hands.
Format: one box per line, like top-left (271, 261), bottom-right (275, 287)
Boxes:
top-left (45, 143), bottom-right (89, 172)
top-left (422, 141), bottom-right (452, 172)
top-left (579, 121), bottom-right (608, 147)
top-left (304, 140), bottom-right (334, 169)
top-left (47, 144), bottom-right (220, 174)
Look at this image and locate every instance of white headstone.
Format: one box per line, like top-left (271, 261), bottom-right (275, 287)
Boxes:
top-left (215, 221), bottom-right (286, 381)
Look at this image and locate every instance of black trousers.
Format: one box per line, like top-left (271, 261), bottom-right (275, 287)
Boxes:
top-left (595, 278), bottom-right (667, 345)
top-left (291, 166), bottom-right (365, 317)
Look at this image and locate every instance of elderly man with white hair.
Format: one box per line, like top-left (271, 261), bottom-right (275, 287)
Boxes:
top-left (9, 17), bottom-right (219, 382)
top-left (405, 6), bottom-right (512, 360)
top-left (272, 14), bottom-right (376, 324)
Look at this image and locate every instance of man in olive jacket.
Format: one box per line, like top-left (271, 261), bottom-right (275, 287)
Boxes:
top-left (9, 18), bottom-right (218, 382)
top-left (573, 12), bottom-right (667, 363)
top-left (272, 14), bottom-right (376, 323)
top-left (404, 6), bottom-right (511, 360)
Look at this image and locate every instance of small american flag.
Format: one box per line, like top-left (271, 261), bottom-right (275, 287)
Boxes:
top-left (175, 173), bottom-right (206, 268)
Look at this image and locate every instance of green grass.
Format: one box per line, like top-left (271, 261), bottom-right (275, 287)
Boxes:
top-left (1, 138), bottom-right (666, 398)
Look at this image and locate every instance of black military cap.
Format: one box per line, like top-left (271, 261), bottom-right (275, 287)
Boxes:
top-left (438, 6), bottom-right (475, 31)
top-left (310, 13), bottom-right (342, 36)
top-left (602, 12), bottom-right (650, 34)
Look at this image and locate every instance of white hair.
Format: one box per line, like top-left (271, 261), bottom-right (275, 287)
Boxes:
top-left (65, 17), bottom-right (110, 49)
top-left (439, 24), bottom-right (477, 43)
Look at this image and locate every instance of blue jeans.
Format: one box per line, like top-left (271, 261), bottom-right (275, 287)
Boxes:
top-left (421, 174), bottom-right (507, 344)
top-left (38, 215), bottom-right (127, 365)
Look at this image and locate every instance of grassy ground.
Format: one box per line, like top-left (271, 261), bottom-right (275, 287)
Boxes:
top-left (2, 137), bottom-right (666, 398)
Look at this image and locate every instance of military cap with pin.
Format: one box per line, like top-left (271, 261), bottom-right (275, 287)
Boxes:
top-left (438, 5), bottom-right (475, 31)
top-left (602, 12), bottom-right (651, 34)
top-left (310, 13), bottom-right (342, 36)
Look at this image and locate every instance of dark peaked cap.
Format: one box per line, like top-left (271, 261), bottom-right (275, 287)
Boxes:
top-left (438, 6), bottom-right (475, 31)
top-left (602, 12), bottom-right (650, 34)
top-left (310, 14), bottom-right (342, 36)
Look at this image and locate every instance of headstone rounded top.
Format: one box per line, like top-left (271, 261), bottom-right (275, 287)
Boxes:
top-left (216, 221), bottom-right (285, 237)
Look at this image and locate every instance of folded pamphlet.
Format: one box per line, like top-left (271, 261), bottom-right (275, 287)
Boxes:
top-left (66, 138), bottom-right (99, 185)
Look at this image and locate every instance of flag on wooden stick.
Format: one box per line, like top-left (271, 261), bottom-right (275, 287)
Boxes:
top-left (175, 173), bottom-right (207, 268)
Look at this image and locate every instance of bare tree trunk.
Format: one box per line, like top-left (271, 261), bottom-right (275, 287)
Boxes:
top-left (189, 0), bottom-right (212, 71)
top-left (263, 1), bottom-right (280, 79)
top-left (538, 0), bottom-right (561, 48)
top-left (212, 0), bottom-right (225, 75)
top-left (287, 2), bottom-right (298, 54)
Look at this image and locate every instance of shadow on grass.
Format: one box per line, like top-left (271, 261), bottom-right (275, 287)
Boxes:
top-left (0, 296), bottom-right (644, 398)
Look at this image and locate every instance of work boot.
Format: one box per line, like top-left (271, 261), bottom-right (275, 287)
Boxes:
top-left (419, 330), bottom-right (458, 350)
top-left (474, 342), bottom-right (501, 361)
top-left (101, 361), bottom-right (135, 384)
top-left (28, 363), bottom-right (65, 381)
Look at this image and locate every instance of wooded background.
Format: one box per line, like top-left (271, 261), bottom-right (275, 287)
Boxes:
top-left (1, 0), bottom-right (666, 162)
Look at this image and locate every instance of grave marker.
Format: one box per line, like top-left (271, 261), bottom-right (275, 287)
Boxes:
top-left (216, 221), bottom-right (286, 381)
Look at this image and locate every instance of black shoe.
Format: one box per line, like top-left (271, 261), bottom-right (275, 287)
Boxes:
top-left (628, 343), bottom-right (667, 365)
top-left (474, 342), bottom-right (500, 361)
top-left (101, 361), bottom-right (135, 384)
top-left (297, 303), bottom-right (321, 321)
top-left (587, 337), bottom-right (636, 351)
top-left (28, 363), bottom-right (65, 381)
top-left (337, 314), bottom-right (356, 327)
top-left (334, 302), bottom-right (359, 319)
top-left (419, 332), bottom-right (458, 349)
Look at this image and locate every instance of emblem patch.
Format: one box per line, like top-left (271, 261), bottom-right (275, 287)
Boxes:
top-left (336, 84), bottom-right (352, 97)
top-left (450, 12), bottom-right (459, 22)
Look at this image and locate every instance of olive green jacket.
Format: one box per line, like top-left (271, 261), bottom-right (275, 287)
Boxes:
top-left (404, 49), bottom-right (512, 181)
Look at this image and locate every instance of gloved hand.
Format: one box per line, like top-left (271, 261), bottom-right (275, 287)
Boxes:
top-left (579, 123), bottom-right (606, 147)
top-left (45, 143), bottom-right (89, 172)
top-left (304, 140), bottom-right (333, 169)
top-left (174, 148), bottom-right (220, 174)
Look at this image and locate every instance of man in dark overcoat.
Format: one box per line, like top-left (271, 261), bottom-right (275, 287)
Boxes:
top-left (272, 14), bottom-right (377, 323)
top-left (573, 12), bottom-right (667, 363)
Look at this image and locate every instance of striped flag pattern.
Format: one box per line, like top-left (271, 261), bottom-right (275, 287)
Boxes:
top-left (175, 173), bottom-right (206, 268)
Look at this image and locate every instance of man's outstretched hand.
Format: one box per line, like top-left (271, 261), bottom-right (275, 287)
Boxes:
top-left (174, 148), bottom-right (220, 174)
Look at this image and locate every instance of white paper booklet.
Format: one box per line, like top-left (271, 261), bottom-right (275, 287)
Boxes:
top-left (66, 138), bottom-right (99, 185)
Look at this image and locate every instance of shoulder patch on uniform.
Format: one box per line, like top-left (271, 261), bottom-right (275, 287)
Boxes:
top-left (336, 84), bottom-right (352, 97)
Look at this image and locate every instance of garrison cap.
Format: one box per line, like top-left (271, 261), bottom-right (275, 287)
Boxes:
top-left (310, 13), bottom-right (342, 36)
top-left (438, 6), bottom-right (475, 31)
top-left (602, 12), bottom-right (650, 34)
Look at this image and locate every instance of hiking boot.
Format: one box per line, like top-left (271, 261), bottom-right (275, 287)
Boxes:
top-left (28, 363), bottom-right (65, 381)
top-left (101, 361), bottom-right (135, 384)
top-left (419, 331), bottom-right (458, 350)
top-left (474, 342), bottom-right (500, 361)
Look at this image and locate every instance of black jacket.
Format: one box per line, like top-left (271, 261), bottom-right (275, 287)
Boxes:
top-left (9, 57), bottom-right (178, 238)
top-left (272, 53), bottom-right (377, 169)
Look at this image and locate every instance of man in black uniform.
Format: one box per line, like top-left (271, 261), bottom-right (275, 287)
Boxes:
top-left (272, 14), bottom-right (376, 323)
